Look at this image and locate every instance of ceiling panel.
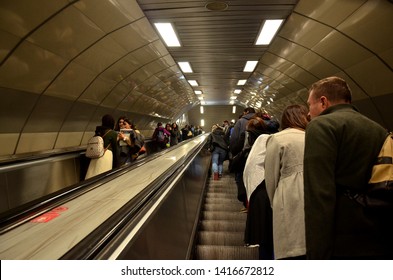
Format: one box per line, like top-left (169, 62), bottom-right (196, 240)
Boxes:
top-left (294, 0), bottom-right (366, 27)
top-left (27, 5), bottom-right (105, 60)
top-left (346, 56), bottom-right (393, 97)
top-left (0, 0), bottom-right (69, 38)
top-left (74, 0), bottom-right (144, 32)
top-left (278, 13), bottom-right (332, 49)
top-left (0, 41), bottom-right (67, 93)
top-left (44, 62), bottom-right (97, 100)
top-left (337, 0), bottom-right (393, 54)
top-left (312, 31), bottom-right (373, 69)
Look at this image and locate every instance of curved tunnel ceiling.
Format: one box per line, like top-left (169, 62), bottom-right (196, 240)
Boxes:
top-left (0, 0), bottom-right (392, 159)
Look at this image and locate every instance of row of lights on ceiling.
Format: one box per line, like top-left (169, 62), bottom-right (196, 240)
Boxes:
top-left (154, 19), bottom-right (284, 105)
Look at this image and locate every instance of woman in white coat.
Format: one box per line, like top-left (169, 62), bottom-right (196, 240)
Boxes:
top-left (265, 104), bottom-right (309, 259)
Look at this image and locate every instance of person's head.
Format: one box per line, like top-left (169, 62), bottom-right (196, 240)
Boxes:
top-left (123, 118), bottom-right (132, 129)
top-left (307, 76), bottom-right (352, 119)
top-left (115, 116), bottom-right (126, 131)
top-left (102, 114), bottom-right (115, 129)
top-left (266, 119), bottom-right (280, 134)
top-left (246, 117), bottom-right (268, 134)
top-left (244, 107), bottom-right (256, 115)
top-left (157, 122), bottom-right (162, 127)
top-left (281, 104), bottom-right (309, 130)
top-left (223, 120), bottom-right (229, 126)
top-left (172, 123), bottom-right (178, 129)
top-left (246, 117), bottom-right (268, 145)
top-left (165, 123), bottom-right (171, 130)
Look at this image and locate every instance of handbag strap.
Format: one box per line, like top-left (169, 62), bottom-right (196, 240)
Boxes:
top-left (102, 129), bottom-right (112, 151)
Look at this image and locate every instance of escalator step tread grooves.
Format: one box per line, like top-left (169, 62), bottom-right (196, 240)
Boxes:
top-left (195, 162), bottom-right (258, 260)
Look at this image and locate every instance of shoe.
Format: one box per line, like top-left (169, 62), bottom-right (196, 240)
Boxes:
top-left (218, 173), bottom-right (222, 178)
top-left (240, 207), bottom-right (248, 213)
top-left (213, 172), bottom-right (219, 180)
top-left (245, 244), bottom-right (260, 248)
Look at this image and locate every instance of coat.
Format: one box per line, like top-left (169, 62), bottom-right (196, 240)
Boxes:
top-left (265, 128), bottom-right (307, 259)
top-left (303, 104), bottom-right (391, 259)
top-left (206, 129), bottom-right (228, 151)
top-left (229, 112), bottom-right (254, 155)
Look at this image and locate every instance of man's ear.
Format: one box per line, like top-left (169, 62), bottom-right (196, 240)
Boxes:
top-left (320, 96), bottom-right (328, 108)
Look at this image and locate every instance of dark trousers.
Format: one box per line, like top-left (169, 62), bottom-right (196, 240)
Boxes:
top-left (235, 171), bottom-right (247, 207)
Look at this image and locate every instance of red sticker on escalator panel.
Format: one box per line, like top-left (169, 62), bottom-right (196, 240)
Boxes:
top-left (30, 212), bottom-right (60, 223)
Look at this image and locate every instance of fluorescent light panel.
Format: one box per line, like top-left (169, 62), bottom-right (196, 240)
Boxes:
top-left (194, 90), bottom-right (202, 95)
top-left (237, 79), bottom-right (247, 85)
top-left (232, 106), bottom-right (236, 114)
top-left (154, 23), bottom-right (181, 47)
top-left (256, 19), bottom-right (283, 45)
top-left (188, 80), bottom-right (198, 86)
top-left (178, 62), bottom-right (193, 73)
top-left (201, 119), bottom-right (205, 127)
top-left (200, 106), bottom-right (204, 114)
top-left (234, 89), bottom-right (241, 94)
top-left (244, 61), bottom-right (258, 72)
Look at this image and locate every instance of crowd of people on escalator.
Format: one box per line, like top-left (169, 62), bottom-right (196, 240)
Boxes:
top-left (206, 76), bottom-right (393, 260)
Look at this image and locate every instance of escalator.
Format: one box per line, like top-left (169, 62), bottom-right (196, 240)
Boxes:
top-left (195, 163), bottom-right (259, 260)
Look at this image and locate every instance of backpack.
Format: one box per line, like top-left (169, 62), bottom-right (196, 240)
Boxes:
top-left (86, 136), bottom-right (105, 158)
top-left (134, 130), bottom-right (145, 150)
top-left (157, 129), bottom-right (167, 143)
top-left (348, 132), bottom-right (393, 209)
top-left (85, 130), bottom-right (111, 159)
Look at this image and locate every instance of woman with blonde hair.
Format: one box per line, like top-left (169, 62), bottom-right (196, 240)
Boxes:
top-left (206, 125), bottom-right (229, 180)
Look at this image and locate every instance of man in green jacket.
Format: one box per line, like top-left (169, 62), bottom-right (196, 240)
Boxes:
top-left (303, 76), bottom-right (392, 259)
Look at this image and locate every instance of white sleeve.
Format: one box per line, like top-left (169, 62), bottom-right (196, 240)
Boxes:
top-left (264, 135), bottom-right (281, 205)
top-left (243, 134), bottom-right (270, 202)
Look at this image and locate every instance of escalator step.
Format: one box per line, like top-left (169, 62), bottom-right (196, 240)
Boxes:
top-left (198, 231), bottom-right (245, 246)
top-left (199, 220), bottom-right (246, 231)
top-left (202, 211), bottom-right (246, 220)
top-left (204, 203), bottom-right (242, 212)
top-left (195, 245), bottom-right (259, 260)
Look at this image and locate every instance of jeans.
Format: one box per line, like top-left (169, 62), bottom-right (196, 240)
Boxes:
top-left (212, 146), bottom-right (227, 174)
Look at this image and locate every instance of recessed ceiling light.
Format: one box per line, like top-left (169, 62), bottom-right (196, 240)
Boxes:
top-left (244, 61), bottom-right (258, 72)
top-left (154, 23), bottom-right (181, 47)
top-left (234, 89), bottom-right (241, 94)
top-left (178, 62), bottom-right (193, 73)
top-left (256, 19), bottom-right (284, 45)
top-left (237, 79), bottom-right (247, 85)
top-left (188, 80), bottom-right (198, 86)
top-left (194, 90), bottom-right (202, 95)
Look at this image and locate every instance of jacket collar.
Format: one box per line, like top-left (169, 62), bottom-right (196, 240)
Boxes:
top-left (320, 103), bottom-right (359, 116)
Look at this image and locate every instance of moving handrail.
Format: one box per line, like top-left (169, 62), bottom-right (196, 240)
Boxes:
top-left (0, 138), bottom-right (180, 234)
top-left (61, 136), bottom-right (208, 259)
top-left (0, 134), bottom-right (209, 259)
